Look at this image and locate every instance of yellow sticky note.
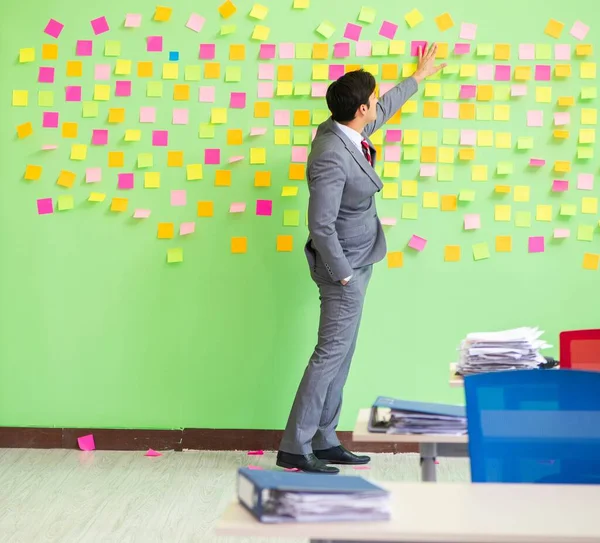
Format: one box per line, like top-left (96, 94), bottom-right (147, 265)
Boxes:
top-left (111, 198), bottom-right (128, 212)
top-left (583, 253), bottom-right (600, 271)
top-left (424, 83), bottom-right (441, 97)
top-left (19, 48), bottom-right (35, 63)
top-left (514, 66), bottom-right (531, 81)
top-left (404, 8), bottom-right (424, 27)
top-left (402, 63), bottom-right (418, 78)
top-left (582, 197), bottom-right (598, 214)
top-left (514, 186), bottom-right (530, 202)
top-left (312, 64), bottom-right (328, 80)
top-left (495, 205), bottom-right (512, 221)
top-left (94, 84), bottom-right (110, 101)
top-left (249, 3), bottom-right (268, 19)
top-left (402, 100), bottom-right (418, 113)
top-left (402, 180), bottom-right (418, 197)
top-left (231, 237), bottom-right (247, 254)
top-left (58, 197), bottom-right (74, 212)
top-left (252, 24), bottom-right (270, 41)
top-left (389, 40), bottom-right (406, 55)
top-left (576, 44), bottom-right (593, 56)
top-left (555, 64), bottom-right (571, 77)
top-left (274, 129), bottom-right (291, 145)
top-left (438, 147), bottom-right (454, 163)
top-left (581, 63), bottom-right (596, 79)
top-left (536, 204), bottom-right (553, 221)
top-left (477, 130), bottom-right (493, 147)
top-left (444, 246), bottom-right (461, 262)
top-left (282, 186), bottom-right (299, 197)
top-left (471, 165), bottom-right (488, 182)
top-left (496, 236), bottom-right (512, 252)
top-left (125, 129), bottom-right (141, 141)
top-left (459, 64), bottom-right (476, 77)
top-left (403, 129), bottom-right (419, 145)
top-left (421, 146), bottom-right (437, 163)
top-left (144, 172), bottom-right (161, 188)
top-left (383, 162), bottom-right (400, 178)
top-left (211, 108), bottom-right (227, 124)
top-left (579, 129), bottom-right (596, 144)
top-left (544, 18), bottom-right (564, 39)
top-left (494, 105), bottom-right (510, 121)
top-left (382, 182), bottom-right (399, 199)
top-left (423, 192), bottom-right (439, 208)
top-left (12, 90), bottom-right (28, 106)
top-left (70, 144), bottom-right (87, 161)
top-left (536, 87), bottom-right (552, 103)
top-left (581, 108), bottom-right (597, 125)
top-left (88, 192), bottom-right (106, 202)
top-left (387, 252), bottom-right (403, 268)
top-left (477, 85), bottom-right (494, 101)
top-left (162, 63), bottom-right (179, 80)
top-left (435, 42), bottom-right (449, 59)
top-left (187, 164), bottom-right (203, 181)
top-left (115, 59), bottom-right (131, 75)
top-left (24, 165), bottom-right (42, 180)
top-left (250, 147), bottom-right (266, 164)
top-left (495, 132), bottom-right (512, 149)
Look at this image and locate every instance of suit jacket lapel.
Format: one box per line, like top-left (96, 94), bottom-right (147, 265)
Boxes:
top-left (327, 119), bottom-right (383, 191)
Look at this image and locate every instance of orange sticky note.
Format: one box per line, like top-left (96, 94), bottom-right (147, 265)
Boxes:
top-left (576, 44), bottom-right (593, 56)
top-left (227, 129), bottom-right (243, 145)
top-left (215, 170), bottom-right (232, 186)
top-left (110, 198), bottom-right (128, 212)
top-left (108, 108), bottom-right (125, 123)
top-left (17, 122), bottom-right (33, 139)
top-left (167, 151), bottom-right (184, 167)
top-left (435, 42), bottom-right (449, 59)
top-left (558, 96), bottom-right (574, 107)
top-left (477, 85), bottom-right (493, 101)
top-left (25, 165), bottom-right (42, 180)
top-left (555, 64), bottom-right (571, 78)
top-left (459, 148), bottom-right (476, 161)
top-left (204, 63), bottom-right (220, 79)
top-left (382, 64), bottom-right (398, 80)
top-left (277, 65), bottom-right (294, 81)
top-left (435, 12), bottom-right (454, 32)
top-left (293, 110), bottom-right (310, 126)
top-left (154, 6), bottom-right (173, 21)
top-left (277, 235), bottom-right (293, 252)
top-left (138, 61), bottom-right (153, 77)
top-left (421, 146), bottom-right (437, 163)
top-left (554, 160), bottom-right (571, 173)
top-left (62, 122), bottom-right (78, 138)
top-left (441, 194), bottom-right (457, 211)
top-left (583, 253), bottom-right (600, 271)
top-left (66, 60), bottom-right (82, 77)
top-left (313, 43), bottom-right (328, 59)
top-left (254, 171), bottom-right (271, 187)
top-left (544, 18), bottom-right (564, 39)
top-left (387, 110), bottom-right (402, 124)
top-left (289, 164), bottom-right (305, 180)
top-left (229, 44), bottom-right (245, 60)
top-left (254, 101), bottom-right (270, 118)
top-left (444, 246), bottom-right (461, 262)
top-left (494, 44), bottom-right (510, 60)
top-left (57, 170), bottom-right (76, 188)
top-left (231, 236), bottom-right (247, 253)
top-left (495, 185), bottom-right (511, 193)
top-left (219, 0), bottom-right (237, 18)
top-left (42, 43), bottom-right (58, 60)
top-left (157, 222), bottom-right (174, 239)
top-left (514, 66), bottom-right (531, 81)
top-left (174, 84), bottom-right (190, 101)
top-left (197, 201), bottom-right (214, 217)
top-left (423, 102), bottom-right (440, 118)
top-left (459, 103), bottom-right (475, 120)
top-left (496, 235), bottom-right (512, 252)
top-left (108, 151), bottom-right (124, 168)
top-left (387, 251), bottom-right (403, 268)
top-left (553, 130), bottom-right (569, 139)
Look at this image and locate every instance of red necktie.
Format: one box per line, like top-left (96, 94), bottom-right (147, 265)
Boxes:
top-left (361, 139), bottom-right (373, 166)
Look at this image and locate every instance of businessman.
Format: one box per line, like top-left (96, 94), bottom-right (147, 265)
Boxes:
top-left (277, 45), bottom-right (446, 473)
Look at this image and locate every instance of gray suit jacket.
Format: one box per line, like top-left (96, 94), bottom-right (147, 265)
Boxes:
top-left (304, 77), bottom-right (419, 282)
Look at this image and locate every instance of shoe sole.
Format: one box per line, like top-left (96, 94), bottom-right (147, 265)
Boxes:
top-left (320, 460), bottom-right (370, 465)
top-left (276, 460), bottom-right (339, 474)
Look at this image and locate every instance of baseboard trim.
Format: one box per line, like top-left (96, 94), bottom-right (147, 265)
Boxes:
top-left (0, 427), bottom-right (417, 454)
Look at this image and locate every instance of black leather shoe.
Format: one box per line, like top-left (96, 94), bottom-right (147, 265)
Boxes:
top-left (276, 451), bottom-right (339, 474)
top-left (314, 445), bottom-right (371, 465)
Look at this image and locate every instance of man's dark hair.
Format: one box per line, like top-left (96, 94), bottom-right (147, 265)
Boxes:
top-left (326, 69), bottom-right (376, 123)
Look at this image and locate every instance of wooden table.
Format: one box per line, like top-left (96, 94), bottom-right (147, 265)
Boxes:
top-left (216, 481), bottom-right (600, 542)
top-left (352, 408), bottom-right (468, 482)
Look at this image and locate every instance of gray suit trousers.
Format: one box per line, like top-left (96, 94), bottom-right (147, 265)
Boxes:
top-left (280, 262), bottom-right (373, 455)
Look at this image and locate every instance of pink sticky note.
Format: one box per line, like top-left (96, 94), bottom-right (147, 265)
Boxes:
top-left (258, 63), bottom-right (274, 80)
top-left (95, 64), bottom-right (111, 80)
top-left (379, 21), bottom-right (398, 39)
top-left (259, 43), bottom-right (276, 59)
top-left (311, 83), bottom-right (327, 97)
top-left (529, 236), bottom-right (545, 253)
top-left (529, 158), bottom-right (546, 167)
top-left (511, 85), bottom-right (528, 97)
top-left (578, 173), bottom-right (594, 190)
top-left (125, 14), bottom-right (142, 28)
top-left (37, 198), bottom-right (53, 215)
top-left (460, 84), bottom-right (476, 99)
top-left (353, 465), bottom-right (371, 470)
top-left (43, 112), bottom-right (59, 128)
top-left (76, 40), bottom-right (93, 56)
top-left (380, 83), bottom-right (395, 95)
top-left (91, 16), bottom-right (109, 35)
top-left (172, 108), bottom-right (189, 125)
top-left (250, 127), bottom-right (267, 136)
top-left (291, 146), bottom-right (308, 162)
top-left (205, 148), bottom-right (220, 164)
top-left (256, 200), bottom-right (272, 216)
top-left (420, 164), bottom-right (436, 177)
top-left (552, 180), bottom-right (569, 192)
top-left (199, 86), bottom-right (215, 103)
top-left (38, 67), bottom-right (55, 83)
top-left (42, 144), bottom-right (58, 150)
top-left (145, 449), bottom-right (162, 457)
top-left (477, 64), bottom-right (494, 81)
top-left (333, 42), bottom-right (350, 58)
top-left (171, 190), bottom-right (186, 206)
top-left (344, 22), bottom-right (362, 41)
top-left (535, 65), bottom-right (551, 81)
top-left (92, 129), bottom-right (108, 145)
top-left (279, 42), bottom-right (295, 59)
top-left (230, 202), bottom-right (247, 213)
top-left (140, 107), bottom-right (156, 123)
top-left (411, 40), bottom-right (428, 56)
top-left (248, 465), bottom-right (263, 470)
top-left (152, 130), bottom-right (168, 146)
top-left (460, 22), bottom-right (477, 40)
top-left (115, 81), bottom-right (132, 97)
top-left (554, 44), bottom-right (571, 60)
top-left (380, 217), bottom-right (397, 226)
top-left (284, 468), bottom-right (300, 472)
top-left (554, 228), bottom-right (571, 238)
top-left (248, 450), bottom-right (264, 456)
top-left (118, 173), bottom-right (134, 189)
top-left (65, 86), bottom-right (82, 102)
top-left (519, 44), bottom-right (535, 60)
top-left (329, 64), bottom-right (345, 80)
top-left (274, 110), bottom-right (290, 126)
top-left (527, 110), bottom-right (544, 127)
top-left (554, 112), bottom-right (570, 126)
top-left (408, 235), bottom-right (427, 252)
top-left (199, 43), bottom-right (215, 60)
top-left (460, 129), bottom-right (476, 145)
top-left (86, 168), bottom-right (102, 183)
top-left (356, 40), bottom-right (372, 57)
top-left (134, 209), bottom-right (151, 218)
top-left (229, 156), bottom-right (244, 163)
top-left (230, 92), bottom-right (246, 108)
top-left (186, 13), bottom-right (205, 33)
top-left (495, 65), bottom-right (511, 81)
top-left (443, 102), bottom-right (459, 119)
top-left (384, 146), bottom-right (401, 161)
top-left (78, 434), bottom-right (95, 451)
top-left (386, 129), bottom-right (402, 143)
top-left (570, 20), bottom-right (590, 40)
top-left (257, 83), bottom-right (273, 98)
top-left (147, 36), bottom-right (163, 52)
top-left (464, 214), bottom-right (481, 230)
top-left (44, 18), bottom-right (64, 39)
top-left (454, 43), bottom-right (471, 55)
top-left (180, 222), bottom-right (195, 235)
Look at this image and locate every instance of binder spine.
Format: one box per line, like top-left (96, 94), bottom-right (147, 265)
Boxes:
top-left (237, 471), bottom-right (263, 520)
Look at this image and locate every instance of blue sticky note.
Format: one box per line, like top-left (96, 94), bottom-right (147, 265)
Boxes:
top-left (169, 51), bottom-right (179, 61)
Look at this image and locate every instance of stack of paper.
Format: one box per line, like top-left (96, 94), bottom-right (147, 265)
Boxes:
top-left (457, 326), bottom-right (551, 375)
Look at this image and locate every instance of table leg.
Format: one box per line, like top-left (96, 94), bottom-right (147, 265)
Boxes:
top-left (419, 443), bottom-right (437, 482)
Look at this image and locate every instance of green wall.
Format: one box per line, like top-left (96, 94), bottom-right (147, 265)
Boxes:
top-left (1, 0), bottom-right (598, 431)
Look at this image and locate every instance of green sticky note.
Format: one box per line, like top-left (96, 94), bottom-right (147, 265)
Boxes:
top-left (403, 147), bottom-right (419, 161)
top-left (220, 24), bottom-right (236, 35)
top-left (459, 190), bottom-right (475, 202)
top-left (560, 203), bottom-right (577, 216)
top-left (443, 84), bottom-right (459, 100)
top-left (371, 41), bottom-right (389, 56)
top-left (443, 129), bottom-right (460, 145)
top-left (294, 83), bottom-right (311, 96)
top-left (199, 123), bottom-right (215, 139)
top-left (476, 105), bottom-right (493, 121)
top-left (358, 6), bottom-right (376, 23)
top-left (283, 210), bottom-right (300, 226)
top-left (472, 242), bottom-right (490, 261)
top-left (476, 43), bottom-right (493, 56)
top-left (437, 165), bottom-right (454, 182)
top-left (104, 40), bottom-right (121, 56)
top-left (497, 161), bottom-right (514, 175)
top-left (422, 131), bottom-right (438, 146)
top-left (167, 248), bottom-right (183, 263)
top-left (38, 90), bottom-right (54, 107)
top-left (517, 136), bottom-right (534, 150)
top-left (225, 66), bottom-right (241, 82)
top-left (295, 43), bottom-right (312, 59)
top-left (312, 109), bottom-right (329, 124)
top-left (137, 153), bottom-right (153, 168)
top-left (82, 101), bottom-right (99, 118)
top-left (515, 211), bottom-right (532, 227)
top-left (581, 87), bottom-right (598, 100)
top-left (316, 21), bottom-right (335, 38)
top-left (147, 81), bottom-right (163, 97)
top-left (293, 129), bottom-right (310, 145)
top-left (57, 195), bottom-right (74, 211)
top-left (374, 163), bottom-right (383, 177)
top-left (185, 66), bottom-right (201, 81)
top-left (402, 202), bottom-right (419, 220)
top-left (428, 70), bottom-right (442, 81)
top-left (494, 85), bottom-right (511, 101)
top-left (578, 225), bottom-right (594, 241)
top-left (535, 44), bottom-right (552, 60)
top-left (442, 64), bottom-right (459, 75)
top-left (578, 146), bottom-right (594, 159)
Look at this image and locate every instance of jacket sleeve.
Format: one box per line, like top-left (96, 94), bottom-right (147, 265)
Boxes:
top-left (362, 76), bottom-right (419, 137)
top-left (307, 150), bottom-right (353, 282)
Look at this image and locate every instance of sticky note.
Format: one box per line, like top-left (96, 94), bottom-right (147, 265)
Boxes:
top-left (560, 204), bottom-right (577, 216)
top-left (283, 210), bottom-right (300, 226)
top-left (219, 0), bottom-right (237, 18)
top-left (167, 248), bottom-right (183, 264)
top-left (404, 8), bottom-right (423, 28)
top-left (472, 243), bottom-right (490, 261)
top-left (77, 434), bottom-right (95, 451)
top-left (187, 164), bottom-right (203, 181)
top-left (536, 204), bottom-right (553, 222)
top-left (402, 203), bottom-right (418, 220)
top-left (186, 13), bottom-right (205, 32)
top-left (582, 197), bottom-right (598, 214)
top-left (514, 186), bottom-right (530, 202)
top-left (571, 20), bottom-right (590, 40)
top-left (118, 173), bottom-right (134, 190)
top-left (423, 192), bottom-right (439, 208)
top-left (435, 13), bottom-right (454, 32)
top-left (495, 205), bottom-right (511, 222)
top-left (44, 18), bottom-right (64, 38)
top-left (408, 235), bottom-right (427, 251)
top-left (144, 172), bottom-right (160, 189)
top-left (582, 253), bottom-right (600, 270)
top-left (544, 18), bottom-right (564, 39)
top-left (527, 236), bottom-right (545, 254)
top-left (552, 180), bottom-right (569, 192)
top-left (387, 252), bottom-right (403, 268)
top-left (578, 225), bottom-right (594, 241)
